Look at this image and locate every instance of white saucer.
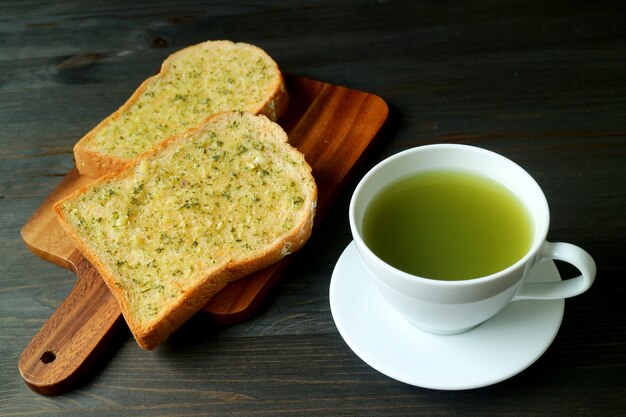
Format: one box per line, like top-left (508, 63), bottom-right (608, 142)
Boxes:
top-left (329, 241), bottom-right (564, 390)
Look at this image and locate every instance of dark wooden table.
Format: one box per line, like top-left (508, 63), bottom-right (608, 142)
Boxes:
top-left (2, 1), bottom-right (625, 415)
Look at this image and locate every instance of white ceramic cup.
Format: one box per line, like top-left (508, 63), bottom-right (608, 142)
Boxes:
top-left (349, 144), bottom-right (596, 334)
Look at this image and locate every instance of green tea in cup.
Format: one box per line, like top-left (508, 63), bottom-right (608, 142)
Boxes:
top-left (362, 170), bottom-right (533, 281)
top-left (350, 144), bottom-right (595, 334)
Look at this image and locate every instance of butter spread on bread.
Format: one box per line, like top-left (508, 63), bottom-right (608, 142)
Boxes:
top-left (55, 112), bottom-right (316, 350)
top-left (74, 40), bottom-right (288, 178)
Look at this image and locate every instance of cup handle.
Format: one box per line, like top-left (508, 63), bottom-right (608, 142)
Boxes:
top-left (513, 241), bottom-right (596, 301)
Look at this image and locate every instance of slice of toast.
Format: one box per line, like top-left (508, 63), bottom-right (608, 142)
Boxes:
top-left (74, 40), bottom-right (288, 178)
top-left (55, 111), bottom-right (316, 350)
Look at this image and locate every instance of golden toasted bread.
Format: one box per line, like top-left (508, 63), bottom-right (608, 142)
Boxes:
top-left (74, 40), bottom-right (288, 178)
top-left (56, 112), bottom-right (316, 349)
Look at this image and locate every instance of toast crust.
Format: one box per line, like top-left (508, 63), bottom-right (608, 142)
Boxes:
top-left (56, 112), bottom-right (316, 350)
top-left (74, 40), bottom-right (289, 178)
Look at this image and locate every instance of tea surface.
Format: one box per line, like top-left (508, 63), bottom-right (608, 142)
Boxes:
top-left (362, 170), bottom-right (533, 280)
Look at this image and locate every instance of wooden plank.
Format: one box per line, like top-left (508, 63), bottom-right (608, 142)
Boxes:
top-left (18, 75), bottom-right (388, 395)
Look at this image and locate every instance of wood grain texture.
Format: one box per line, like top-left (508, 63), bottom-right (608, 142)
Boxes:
top-left (2, 0), bottom-right (625, 415)
top-left (17, 75), bottom-right (387, 394)
top-left (18, 251), bottom-right (124, 396)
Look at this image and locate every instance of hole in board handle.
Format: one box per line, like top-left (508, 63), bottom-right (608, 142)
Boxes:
top-left (40, 351), bottom-right (56, 364)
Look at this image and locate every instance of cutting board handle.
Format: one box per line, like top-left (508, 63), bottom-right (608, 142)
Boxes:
top-left (18, 251), bottom-right (124, 395)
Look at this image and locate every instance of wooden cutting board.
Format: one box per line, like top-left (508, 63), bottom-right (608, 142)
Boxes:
top-left (19, 75), bottom-right (388, 395)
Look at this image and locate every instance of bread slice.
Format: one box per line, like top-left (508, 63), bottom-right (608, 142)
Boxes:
top-left (55, 111), bottom-right (316, 350)
top-left (74, 40), bottom-right (288, 178)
